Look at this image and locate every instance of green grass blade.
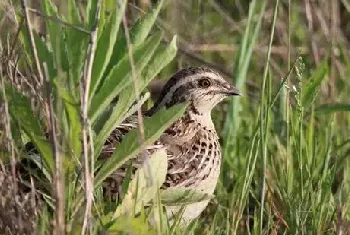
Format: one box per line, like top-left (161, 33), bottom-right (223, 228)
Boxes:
top-left (89, 32), bottom-right (162, 123)
top-left (6, 87), bottom-right (54, 173)
top-left (222, 0), bottom-right (266, 141)
top-left (86, 0), bottom-right (99, 29)
top-left (131, 0), bottom-right (164, 46)
top-left (140, 36), bottom-right (177, 91)
top-left (54, 79), bottom-right (81, 157)
top-left (66, 0), bottom-right (89, 96)
top-left (33, 32), bottom-right (56, 81)
top-left (89, 0), bottom-right (127, 97)
top-left (94, 92), bottom-right (150, 156)
top-left (67, 0), bottom-right (81, 24)
top-left (160, 188), bottom-right (213, 206)
top-left (105, 0), bottom-right (164, 74)
top-left (114, 149), bottom-right (167, 217)
top-left (40, 0), bottom-right (65, 71)
top-left (94, 35), bottom-right (177, 153)
top-left (302, 58), bottom-right (328, 108)
top-left (315, 103), bottom-right (350, 114)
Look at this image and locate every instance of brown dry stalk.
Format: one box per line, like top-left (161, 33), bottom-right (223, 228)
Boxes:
top-left (330, 0), bottom-right (340, 97)
top-left (186, 44), bottom-right (308, 55)
top-left (26, 7), bottom-right (91, 34)
top-left (80, 2), bottom-right (100, 234)
top-left (20, 0), bottom-right (44, 89)
top-left (43, 63), bottom-right (64, 235)
top-left (305, 0), bottom-right (320, 64)
top-left (20, 0), bottom-right (64, 232)
top-left (0, 54), bottom-right (17, 194)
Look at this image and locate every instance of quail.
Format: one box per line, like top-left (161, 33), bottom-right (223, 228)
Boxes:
top-left (102, 67), bottom-right (240, 223)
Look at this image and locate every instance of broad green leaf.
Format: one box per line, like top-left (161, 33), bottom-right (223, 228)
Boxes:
top-left (315, 104), bottom-right (350, 114)
top-left (66, 30), bottom-right (88, 97)
top-left (96, 2), bottom-right (105, 40)
top-left (97, 0), bottom-right (119, 40)
top-left (94, 92), bottom-right (150, 156)
top-left (302, 59), bottom-right (328, 108)
top-left (19, 134), bottom-right (54, 176)
top-left (94, 35), bottom-right (177, 152)
top-left (120, 163), bottom-right (134, 202)
top-left (94, 102), bottom-right (188, 188)
top-left (66, 0), bottom-right (88, 97)
top-left (106, 216), bottom-right (157, 235)
top-left (114, 149), bottom-right (167, 217)
top-left (138, 35), bottom-right (177, 92)
top-left (97, 36), bottom-right (177, 131)
top-left (25, 153), bottom-right (52, 183)
top-left (19, 24), bottom-right (36, 69)
top-left (89, 0), bottom-right (127, 97)
top-left (54, 79), bottom-right (81, 157)
top-left (105, 0), bottom-right (164, 74)
top-left (33, 32), bottom-right (56, 80)
top-left (131, 0), bottom-right (164, 46)
top-left (67, 0), bottom-right (81, 24)
top-left (160, 188), bottom-right (214, 206)
top-left (6, 87), bottom-right (54, 173)
top-left (41, 0), bottom-right (64, 70)
top-left (40, 0), bottom-right (59, 51)
top-left (86, 0), bottom-right (99, 29)
top-left (89, 32), bottom-right (162, 122)
top-left (65, 29), bottom-right (89, 97)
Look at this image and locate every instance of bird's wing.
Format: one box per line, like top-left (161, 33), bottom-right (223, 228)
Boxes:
top-left (101, 92), bottom-right (151, 158)
top-left (101, 115), bottom-right (168, 200)
top-left (100, 115), bottom-right (140, 159)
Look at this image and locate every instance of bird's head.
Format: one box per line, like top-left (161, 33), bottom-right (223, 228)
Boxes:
top-left (148, 67), bottom-right (240, 115)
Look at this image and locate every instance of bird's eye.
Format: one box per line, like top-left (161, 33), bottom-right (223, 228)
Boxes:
top-left (198, 78), bottom-right (211, 88)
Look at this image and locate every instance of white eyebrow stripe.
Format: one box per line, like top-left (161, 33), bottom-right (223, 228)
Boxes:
top-left (157, 72), bottom-right (222, 108)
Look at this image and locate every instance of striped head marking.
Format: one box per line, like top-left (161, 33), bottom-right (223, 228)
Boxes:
top-left (148, 67), bottom-right (240, 115)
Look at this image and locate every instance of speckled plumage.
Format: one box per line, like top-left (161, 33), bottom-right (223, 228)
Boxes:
top-left (102, 67), bottom-right (240, 223)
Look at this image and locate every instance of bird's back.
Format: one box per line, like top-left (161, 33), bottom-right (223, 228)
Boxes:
top-left (101, 111), bottom-right (222, 223)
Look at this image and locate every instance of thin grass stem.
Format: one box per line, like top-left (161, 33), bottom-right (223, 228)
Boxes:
top-left (80, 2), bottom-right (100, 234)
top-left (259, 0), bottom-right (280, 232)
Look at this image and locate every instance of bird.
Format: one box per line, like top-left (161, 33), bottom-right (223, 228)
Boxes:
top-left (101, 66), bottom-right (240, 224)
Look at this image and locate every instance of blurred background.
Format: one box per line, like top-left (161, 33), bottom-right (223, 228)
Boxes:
top-left (3, 0), bottom-right (350, 87)
top-left (2, 0), bottom-right (350, 98)
top-left (1, 0), bottom-right (350, 234)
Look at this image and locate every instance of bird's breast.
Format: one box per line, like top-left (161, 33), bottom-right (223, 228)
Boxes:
top-left (163, 127), bottom-right (221, 194)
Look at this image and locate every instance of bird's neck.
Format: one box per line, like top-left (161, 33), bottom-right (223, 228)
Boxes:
top-left (186, 104), bottom-right (215, 130)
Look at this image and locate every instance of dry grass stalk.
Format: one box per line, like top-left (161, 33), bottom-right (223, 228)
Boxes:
top-left (0, 50), bottom-right (18, 194)
top-left (26, 7), bottom-right (91, 34)
top-left (80, 2), bottom-right (100, 234)
top-left (0, 168), bottom-right (39, 235)
top-left (20, 0), bottom-right (44, 92)
top-left (43, 62), bottom-right (64, 235)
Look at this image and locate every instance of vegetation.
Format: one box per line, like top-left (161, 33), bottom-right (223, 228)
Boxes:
top-left (0, 0), bottom-right (350, 234)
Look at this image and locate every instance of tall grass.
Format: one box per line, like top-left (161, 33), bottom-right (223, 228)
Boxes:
top-left (1, 0), bottom-right (350, 234)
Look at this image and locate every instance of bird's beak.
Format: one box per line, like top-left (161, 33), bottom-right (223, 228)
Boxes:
top-left (223, 85), bottom-right (241, 96)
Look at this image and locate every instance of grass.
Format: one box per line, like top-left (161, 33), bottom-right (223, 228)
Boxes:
top-left (1, 0), bottom-right (350, 234)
